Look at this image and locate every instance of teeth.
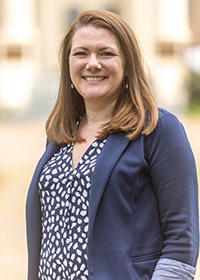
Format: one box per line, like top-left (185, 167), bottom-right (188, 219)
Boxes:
top-left (85, 77), bottom-right (104, 81)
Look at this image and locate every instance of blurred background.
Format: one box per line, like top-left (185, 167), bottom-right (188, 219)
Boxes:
top-left (0, 0), bottom-right (200, 279)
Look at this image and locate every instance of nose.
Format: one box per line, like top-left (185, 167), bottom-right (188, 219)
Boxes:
top-left (87, 54), bottom-right (101, 70)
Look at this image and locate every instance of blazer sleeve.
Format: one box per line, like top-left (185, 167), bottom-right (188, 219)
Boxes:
top-left (26, 166), bottom-right (42, 280)
top-left (144, 109), bottom-right (199, 267)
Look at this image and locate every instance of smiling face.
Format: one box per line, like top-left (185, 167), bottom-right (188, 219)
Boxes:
top-left (69, 25), bottom-right (125, 108)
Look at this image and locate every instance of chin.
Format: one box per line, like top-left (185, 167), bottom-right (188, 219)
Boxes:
top-left (83, 90), bottom-right (107, 99)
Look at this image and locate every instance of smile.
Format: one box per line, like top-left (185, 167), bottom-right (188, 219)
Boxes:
top-left (84, 76), bottom-right (105, 81)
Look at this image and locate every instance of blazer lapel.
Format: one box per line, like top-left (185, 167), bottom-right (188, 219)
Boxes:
top-left (88, 132), bottom-right (130, 235)
top-left (29, 142), bottom-right (61, 189)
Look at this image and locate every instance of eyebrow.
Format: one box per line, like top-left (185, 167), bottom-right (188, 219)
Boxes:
top-left (71, 46), bottom-right (120, 53)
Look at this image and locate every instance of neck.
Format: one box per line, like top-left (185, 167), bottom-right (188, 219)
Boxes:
top-left (83, 100), bottom-right (116, 126)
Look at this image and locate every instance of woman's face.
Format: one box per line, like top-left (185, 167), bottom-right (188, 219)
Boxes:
top-left (69, 25), bottom-right (125, 107)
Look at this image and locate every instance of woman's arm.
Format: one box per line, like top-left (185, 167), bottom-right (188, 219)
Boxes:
top-left (145, 109), bottom-right (199, 279)
top-left (151, 258), bottom-right (196, 279)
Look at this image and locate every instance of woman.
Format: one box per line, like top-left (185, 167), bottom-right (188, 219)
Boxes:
top-left (26, 9), bottom-right (199, 280)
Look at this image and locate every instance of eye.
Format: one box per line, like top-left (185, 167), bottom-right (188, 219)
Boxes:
top-left (101, 52), bottom-right (114, 57)
top-left (74, 52), bottom-right (88, 57)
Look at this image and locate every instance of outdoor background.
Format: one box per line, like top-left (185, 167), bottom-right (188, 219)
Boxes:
top-left (0, 0), bottom-right (200, 279)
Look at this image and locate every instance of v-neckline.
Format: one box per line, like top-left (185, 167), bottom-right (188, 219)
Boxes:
top-left (71, 139), bottom-right (98, 171)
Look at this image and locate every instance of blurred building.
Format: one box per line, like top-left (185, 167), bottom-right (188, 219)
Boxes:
top-left (189, 0), bottom-right (200, 45)
top-left (0, 0), bottom-right (199, 117)
top-left (185, 0), bottom-right (200, 71)
top-left (0, 0), bottom-right (39, 116)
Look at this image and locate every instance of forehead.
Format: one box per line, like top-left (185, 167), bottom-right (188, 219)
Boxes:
top-left (71, 25), bottom-right (121, 49)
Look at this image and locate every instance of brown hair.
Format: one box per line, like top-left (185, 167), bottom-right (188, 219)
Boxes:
top-left (46, 9), bottom-right (158, 144)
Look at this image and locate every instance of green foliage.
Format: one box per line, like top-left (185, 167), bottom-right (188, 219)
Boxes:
top-left (187, 71), bottom-right (200, 106)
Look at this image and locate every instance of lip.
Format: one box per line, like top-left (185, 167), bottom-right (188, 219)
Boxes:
top-left (83, 76), bottom-right (107, 81)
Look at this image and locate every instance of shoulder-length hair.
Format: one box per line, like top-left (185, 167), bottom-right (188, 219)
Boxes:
top-left (46, 9), bottom-right (158, 145)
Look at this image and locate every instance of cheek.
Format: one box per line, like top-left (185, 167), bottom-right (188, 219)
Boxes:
top-left (69, 65), bottom-right (86, 92)
top-left (116, 64), bottom-right (125, 81)
top-left (70, 61), bottom-right (85, 79)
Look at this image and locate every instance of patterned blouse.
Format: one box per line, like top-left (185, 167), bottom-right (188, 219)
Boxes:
top-left (38, 139), bottom-right (106, 280)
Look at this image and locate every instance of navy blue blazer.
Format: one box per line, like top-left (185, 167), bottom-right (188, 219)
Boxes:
top-left (26, 109), bottom-right (199, 280)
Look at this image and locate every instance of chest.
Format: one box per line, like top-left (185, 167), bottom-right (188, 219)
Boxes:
top-left (72, 137), bottom-right (96, 169)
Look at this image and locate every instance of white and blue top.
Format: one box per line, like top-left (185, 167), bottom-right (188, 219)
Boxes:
top-left (38, 139), bottom-right (106, 280)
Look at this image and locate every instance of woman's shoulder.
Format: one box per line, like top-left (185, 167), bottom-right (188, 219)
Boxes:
top-left (144, 107), bottom-right (189, 150)
top-left (144, 108), bottom-right (192, 159)
top-left (157, 107), bottom-right (179, 124)
top-left (154, 107), bottom-right (184, 135)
